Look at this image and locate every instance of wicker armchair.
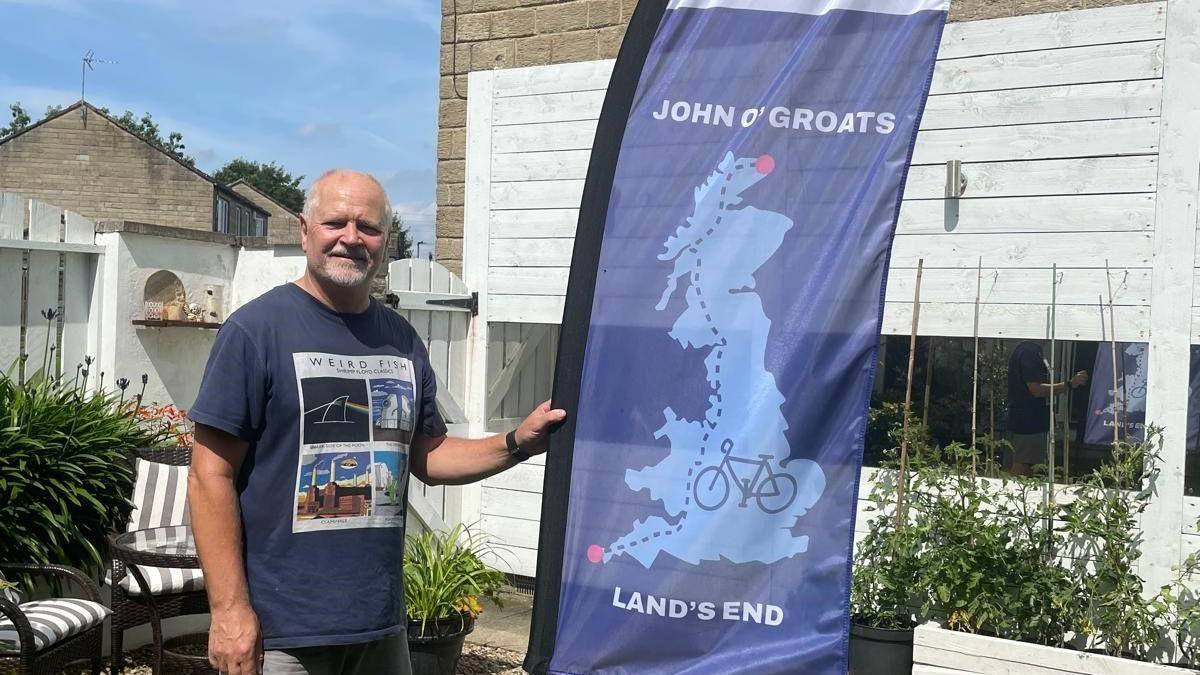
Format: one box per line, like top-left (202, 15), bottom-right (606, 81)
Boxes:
top-left (109, 447), bottom-right (208, 674)
top-left (0, 562), bottom-right (107, 675)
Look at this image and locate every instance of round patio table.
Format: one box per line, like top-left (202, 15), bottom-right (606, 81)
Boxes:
top-left (110, 525), bottom-right (215, 674)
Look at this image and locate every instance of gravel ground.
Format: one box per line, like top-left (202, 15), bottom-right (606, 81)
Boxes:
top-left (5, 642), bottom-right (526, 674)
top-left (457, 643), bottom-right (525, 674)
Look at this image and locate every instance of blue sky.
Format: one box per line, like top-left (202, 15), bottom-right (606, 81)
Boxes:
top-left (0, 0), bottom-right (441, 251)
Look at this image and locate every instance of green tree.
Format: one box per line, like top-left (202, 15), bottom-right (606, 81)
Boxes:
top-left (214, 158), bottom-right (305, 212)
top-left (390, 214), bottom-right (413, 260)
top-left (0, 102), bottom-right (32, 138)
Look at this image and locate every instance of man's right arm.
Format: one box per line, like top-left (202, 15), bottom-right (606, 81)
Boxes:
top-left (189, 422), bottom-right (262, 675)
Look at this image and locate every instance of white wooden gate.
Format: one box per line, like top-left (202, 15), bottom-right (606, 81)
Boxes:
top-left (387, 258), bottom-right (476, 533)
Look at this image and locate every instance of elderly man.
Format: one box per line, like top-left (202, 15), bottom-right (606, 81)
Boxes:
top-left (187, 169), bottom-right (565, 675)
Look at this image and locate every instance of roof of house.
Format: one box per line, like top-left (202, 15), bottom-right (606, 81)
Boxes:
top-left (0, 100), bottom-right (229, 190)
top-left (226, 178), bottom-right (302, 217)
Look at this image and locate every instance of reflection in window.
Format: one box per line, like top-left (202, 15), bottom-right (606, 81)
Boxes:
top-left (866, 336), bottom-right (1149, 484)
top-left (1183, 347), bottom-right (1200, 496)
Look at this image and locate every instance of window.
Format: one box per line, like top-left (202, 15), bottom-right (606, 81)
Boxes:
top-left (215, 197), bottom-right (229, 233)
top-left (253, 212), bottom-right (267, 237)
top-left (866, 335), bottom-right (1146, 483)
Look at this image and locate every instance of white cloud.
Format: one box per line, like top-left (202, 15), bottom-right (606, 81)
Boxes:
top-left (392, 199), bottom-right (436, 252)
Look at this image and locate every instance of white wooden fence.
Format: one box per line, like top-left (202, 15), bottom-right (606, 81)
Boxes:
top-left (444, 0), bottom-right (1200, 580)
top-left (0, 192), bottom-right (102, 380)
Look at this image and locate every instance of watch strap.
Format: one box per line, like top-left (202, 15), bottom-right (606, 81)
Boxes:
top-left (505, 430), bottom-right (531, 463)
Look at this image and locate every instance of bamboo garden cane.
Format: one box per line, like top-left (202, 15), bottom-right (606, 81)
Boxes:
top-left (971, 257), bottom-right (981, 477)
top-left (1106, 260), bottom-right (1121, 445)
top-left (1047, 264), bottom-right (1058, 517)
top-left (896, 259), bottom-right (924, 531)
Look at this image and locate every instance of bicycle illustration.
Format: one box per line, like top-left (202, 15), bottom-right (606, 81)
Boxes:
top-left (693, 439), bottom-right (798, 514)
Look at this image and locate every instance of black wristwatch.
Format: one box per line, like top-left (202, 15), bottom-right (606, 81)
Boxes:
top-left (505, 430), bottom-right (532, 463)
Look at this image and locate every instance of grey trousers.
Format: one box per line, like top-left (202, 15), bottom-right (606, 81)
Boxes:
top-left (262, 634), bottom-right (411, 675)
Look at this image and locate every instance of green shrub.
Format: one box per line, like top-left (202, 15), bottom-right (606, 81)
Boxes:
top-left (1061, 429), bottom-right (1163, 658)
top-left (0, 371), bottom-right (161, 575)
top-left (403, 524), bottom-right (507, 636)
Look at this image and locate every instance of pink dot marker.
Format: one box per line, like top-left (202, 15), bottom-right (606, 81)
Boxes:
top-left (756, 154), bottom-right (776, 175)
top-left (586, 545), bottom-right (605, 564)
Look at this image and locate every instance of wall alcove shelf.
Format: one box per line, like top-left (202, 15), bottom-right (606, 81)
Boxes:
top-left (132, 319), bottom-right (223, 330)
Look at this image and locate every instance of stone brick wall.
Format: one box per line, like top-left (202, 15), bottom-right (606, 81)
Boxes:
top-left (436, 0), bottom-right (1157, 275)
top-left (0, 105), bottom-right (215, 232)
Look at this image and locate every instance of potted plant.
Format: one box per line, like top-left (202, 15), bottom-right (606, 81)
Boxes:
top-left (851, 406), bottom-right (936, 675)
top-left (1060, 430), bottom-right (1163, 660)
top-left (914, 445), bottom-right (1077, 646)
top-left (403, 524), bottom-right (507, 675)
top-left (1158, 548), bottom-right (1200, 670)
top-left (914, 429), bottom-right (1198, 674)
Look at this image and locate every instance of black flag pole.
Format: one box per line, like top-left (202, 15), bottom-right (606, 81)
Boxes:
top-left (524, 1), bottom-right (670, 672)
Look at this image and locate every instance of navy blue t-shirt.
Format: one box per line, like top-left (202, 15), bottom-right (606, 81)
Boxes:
top-left (189, 283), bottom-right (447, 649)
top-left (1007, 341), bottom-right (1050, 435)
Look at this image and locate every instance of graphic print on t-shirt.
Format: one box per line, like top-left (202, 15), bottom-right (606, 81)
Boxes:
top-left (370, 378), bottom-right (416, 442)
top-left (301, 377), bottom-right (372, 444)
top-left (292, 353), bottom-right (415, 533)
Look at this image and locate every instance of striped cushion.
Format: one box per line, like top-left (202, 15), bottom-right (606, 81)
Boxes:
top-left (111, 459), bottom-right (204, 597)
top-left (127, 458), bottom-right (191, 530)
top-left (0, 598), bottom-right (108, 654)
top-left (106, 566), bottom-right (205, 596)
top-left (0, 571), bottom-right (21, 605)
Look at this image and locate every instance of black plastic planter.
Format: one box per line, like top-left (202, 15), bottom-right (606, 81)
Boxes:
top-left (849, 621), bottom-right (914, 675)
top-left (407, 614), bottom-right (475, 675)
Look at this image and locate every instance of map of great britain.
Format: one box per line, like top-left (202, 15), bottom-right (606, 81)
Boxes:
top-left (591, 152), bottom-right (828, 568)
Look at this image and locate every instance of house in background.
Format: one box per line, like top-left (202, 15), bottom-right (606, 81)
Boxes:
top-left (226, 178), bottom-right (302, 245)
top-left (0, 100), bottom-right (289, 241)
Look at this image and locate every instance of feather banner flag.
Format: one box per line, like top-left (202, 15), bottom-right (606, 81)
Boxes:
top-left (529, 1), bottom-right (949, 672)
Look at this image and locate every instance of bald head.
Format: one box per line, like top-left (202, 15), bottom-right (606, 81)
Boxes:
top-left (302, 169), bottom-right (393, 227)
top-left (298, 169), bottom-right (394, 294)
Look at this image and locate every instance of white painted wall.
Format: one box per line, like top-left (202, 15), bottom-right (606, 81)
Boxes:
top-left (94, 231), bottom-right (305, 411)
top-left (230, 245), bottom-right (307, 310)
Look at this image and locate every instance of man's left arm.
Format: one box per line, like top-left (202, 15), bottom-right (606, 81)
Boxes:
top-left (410, 400), bottom-right (566, 485)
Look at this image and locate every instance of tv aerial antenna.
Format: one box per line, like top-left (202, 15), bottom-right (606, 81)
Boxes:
top-left (80, 50), bottom-right (117, 126)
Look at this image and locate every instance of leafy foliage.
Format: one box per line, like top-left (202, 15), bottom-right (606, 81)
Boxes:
top-left (403, 524), bottom-right (507, 636)
top-left (0, 370), bottom-right (163, 575)
top-left (390, 214), bottom-right (413, 260)
top-left (0, 103), bottom-right (32, 137)
top-left (1157, 543), bottom-right (1200, 665)
top-left (214, 158), bottom-right (305, 212)
top-left (1061, 429), bottom-right (1163, 658)
top-left (854, 415), bottom-right (1169, 656)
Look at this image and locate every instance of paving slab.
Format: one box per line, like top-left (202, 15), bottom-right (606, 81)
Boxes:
top-left (469, 592), bottom-right (534, 653)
